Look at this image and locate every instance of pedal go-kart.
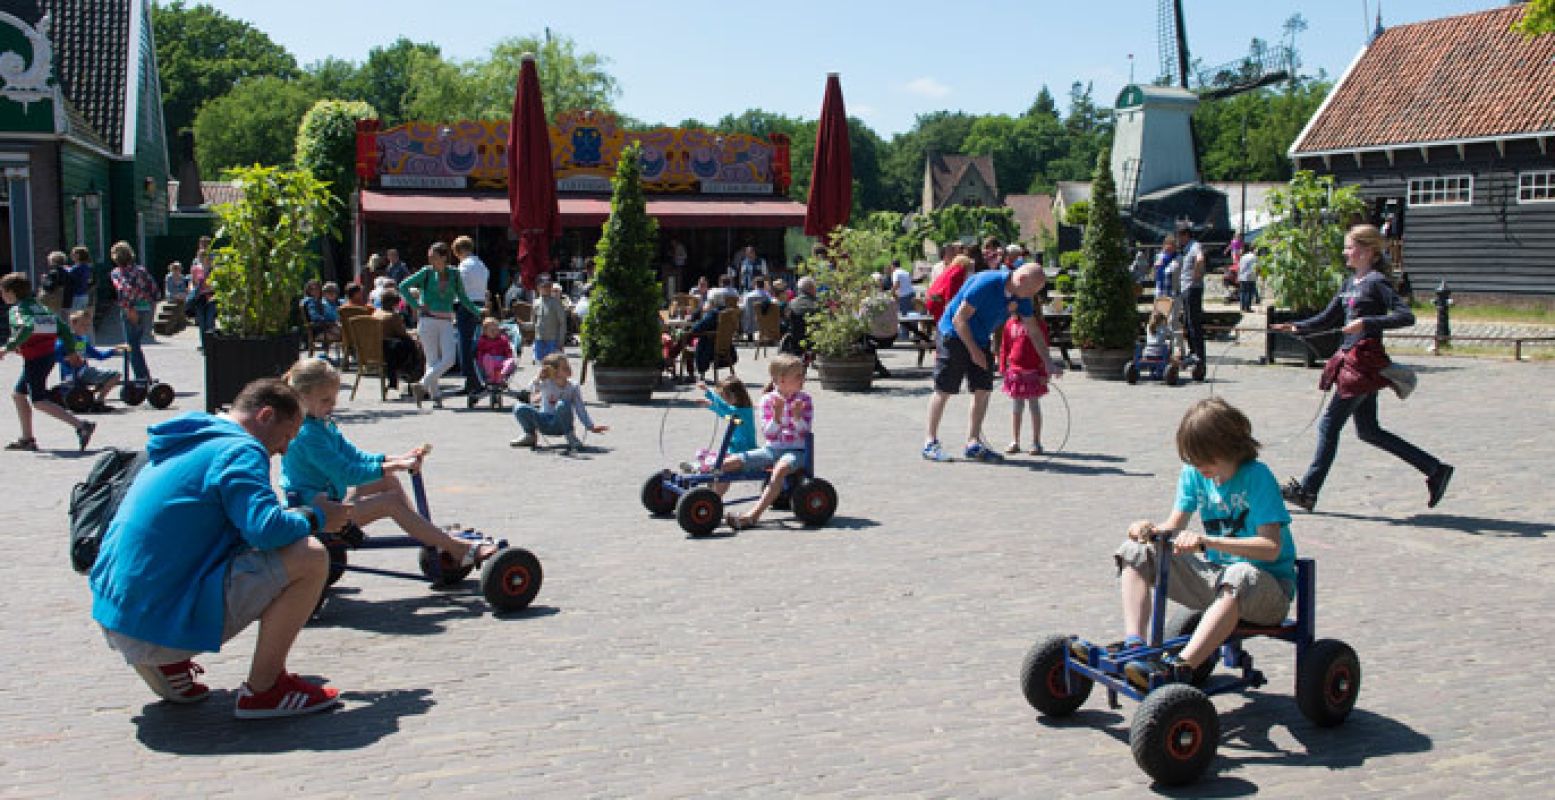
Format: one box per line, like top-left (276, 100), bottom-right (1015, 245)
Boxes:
top-left (640, 422), bottom-right (837, 536)
top-left (309, 460), bottom-right (542, 614)
top-left (117, 347), bottom-right (176, 409)
top-left (1019, 530), bottom-right (1359, 786)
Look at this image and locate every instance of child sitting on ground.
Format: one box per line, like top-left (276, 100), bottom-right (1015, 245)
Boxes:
top-left (723, 354), bottom-right (812, 530)
top-left (685, 376), bottom-right (755, 474)
top-left (57, 310), bottom-right (126, 411)
top-left (476, 317), bottom-right (518, 386)
top-left (510, 352), bottom-right (607, 452)
top-left (0, 273), bottom-right (95, 451)
top-left (1083, 397), bottom-right (1297, 691)
top-left (999, 311), bottom-right (1055, 455)
top-left (281, 359), bottom-right (496, 569)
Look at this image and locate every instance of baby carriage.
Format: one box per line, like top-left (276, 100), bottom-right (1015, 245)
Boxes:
top-left (468, 322), bottom-right (522, 410)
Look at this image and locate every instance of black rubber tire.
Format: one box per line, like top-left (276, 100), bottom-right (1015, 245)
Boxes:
top-left (1124, 362), bottom-right (1140, 384)
top-left (676, 487), bottom-right (723, 536)
top-left (418, 546), bottom-right (474, 585)
top-left (1130, 683), bottom-right (1220, 786)
top-left (148, 382), bottom-right (175, 409)
top-left (1162, 609), bottom-right (1217, 686)
top-left (790, 477), bottom-right (838, 526)
top-left (325, 544), bottom-right (348, 587)
top-left (65, 385), bottom-right (95, 413)
top-left (641, 471), bottom-right (677, 516)
top-left (481, 547), bottom-right (542, 611)
top-left (121, 383), bottom-right (147, 406)
top-left (1296, 638), bottom-right (1361, 727)
top-left (1019, 635), bottom-right (1093, 717)
top-left (1164, 363), bottom-right (1180, 386)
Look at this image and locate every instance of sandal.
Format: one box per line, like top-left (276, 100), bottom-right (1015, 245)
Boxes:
top-left (459, 538), bottom-right (500, 568)
top-left (5, 438), bottom-right (38, 451)
top-left (725, 513), bottom-right (757, 531)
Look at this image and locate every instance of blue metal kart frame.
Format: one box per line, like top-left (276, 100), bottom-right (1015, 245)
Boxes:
top-left (659, 420), bottom-right (817, 507)
top-left (646, 418), bottom-right (838, 533)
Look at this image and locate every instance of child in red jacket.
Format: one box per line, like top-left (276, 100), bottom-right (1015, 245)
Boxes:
top-left (999, 312), bottom-right (1053, 455)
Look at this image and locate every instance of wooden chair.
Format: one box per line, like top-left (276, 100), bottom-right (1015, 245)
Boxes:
top-left (509, 300), bottom-right (535, 345)
top-left (336, 306), bottom-right (373, 371)
top-left (753, 301), bottom-right (782, 359)
top-left (345, 315), bottom-right (398, 403)
top-left (712, 308), bottom-right (740, 380)
top-left (671, 292), bottom-right (696, 317)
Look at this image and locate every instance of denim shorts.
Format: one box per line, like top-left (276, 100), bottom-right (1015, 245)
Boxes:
top-left (735, 445), bottom-right (803, 472)
top-left (101, 548), bottom-right (291, 665)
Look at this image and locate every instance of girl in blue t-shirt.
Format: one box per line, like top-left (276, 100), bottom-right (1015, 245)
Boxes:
top-left (684, 376), bottom-right (754, 474)
top-left (1087, 398), bottom-right (1297, 690)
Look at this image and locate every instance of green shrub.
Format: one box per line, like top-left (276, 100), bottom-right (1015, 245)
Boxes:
top-left (581, 141), bottom-right (662, 368)
top-left (803, 226), bottom-right (892, 358)
top-left (1069, 149), bottom-right (1135, 350)
top-left (209, 165), bottom-right (338, 337)
top-left (1261, 171), bottom-right (1363, 312)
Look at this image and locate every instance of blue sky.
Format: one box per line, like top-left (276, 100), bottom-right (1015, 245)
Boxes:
top-left (197, 0), bottom-right (1500, 135)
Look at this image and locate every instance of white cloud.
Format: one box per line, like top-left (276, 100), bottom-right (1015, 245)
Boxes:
top-left (902, 77), bottom-right (951, 99)
top-left (850, 102), bottom-right (878, 118)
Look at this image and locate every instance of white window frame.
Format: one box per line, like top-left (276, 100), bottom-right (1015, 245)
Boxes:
top-left (1407, 175), bottom-right (1474, 207)
top-left (1517, 170), bottom-right (1555, 204)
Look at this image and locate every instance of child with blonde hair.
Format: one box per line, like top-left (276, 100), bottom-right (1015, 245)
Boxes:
top-left (723, 354), bottom-right (812, 530)
top-left (510, 353), bottom-right (607, 452)
top-left (476, 317), bottom-right (518, 385)
top-left (281, 359), bottom-right (496, 570)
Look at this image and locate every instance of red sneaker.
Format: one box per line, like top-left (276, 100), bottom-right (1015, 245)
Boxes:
top-left (233, 672), bottom-right (341, 719)
top-left (133, 660), bottom-right (210, 704)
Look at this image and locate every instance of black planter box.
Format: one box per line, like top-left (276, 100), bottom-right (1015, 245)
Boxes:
top-left (1265, 307), bottom-right (1340, 367)
top-left (204, 332), bottom-right (302, 412)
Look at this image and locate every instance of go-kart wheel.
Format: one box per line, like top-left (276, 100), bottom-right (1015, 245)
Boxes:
top-left (481, 547), bottom-right (542, 612)
top-left (325, 544), bottom-right (348, 587)
top-left (65, 385), bottom-right (95, 413)
top-left (1124, 362), bottom-right (1140, 384)
top-left (121, 383), bottom-right (148, 406)
top-left (1162, 609), bottom-right (1216, 686)
top-left (1130, 683), bottom-right (1219, 786)
top-left (790, 478), bottom-right (837, 526)
top-left (676, 488), bottom-right (723, 536)
top-left (1192, 361), bottom-right (1207, 382)
top-left (1020, 635), bottom-right (1093, 716)
top-left (418, 546), bottom-right (474, 585)
top-left (1296, 639), bottom-right (1360, 727)
top-left (1164, 363), bottom-right (1180, 386)
top-left (466, 392), bottom-right (479, 409)
top-left (490, 391), bottom-right (502, 410)
top-left (148, 382), bottom-right (175, 409)
top-left (641, 471), bottom-right (677, 516)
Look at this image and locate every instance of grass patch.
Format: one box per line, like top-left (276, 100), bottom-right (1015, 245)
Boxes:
top-left (1409, 301), bottom-right (1554, 325)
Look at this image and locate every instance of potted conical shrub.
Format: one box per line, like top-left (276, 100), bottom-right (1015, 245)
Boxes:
top-left (581, 142), bottom-right (663, 403)
top-left (204, 165), bottom-right (337, 411)
top-left (1071, 148), bottom-right (1138, 380)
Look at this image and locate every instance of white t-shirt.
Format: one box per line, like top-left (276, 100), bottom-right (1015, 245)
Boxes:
top-left (459, 255), bottom-right (489, 306)
top-left (892, 268), bottom-right (914, 299)
top-left (1178, 241), bottom-right (1205, 292)
top-left (1238, 252), bottom-right (1258, 283)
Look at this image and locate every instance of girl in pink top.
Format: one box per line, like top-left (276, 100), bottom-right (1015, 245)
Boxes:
top-left (723, 354), bottom-right (813, 530)
top-left (475, 317), bottom-right (517, 385)
top-left (999, 312), bottom-right (1053, 454)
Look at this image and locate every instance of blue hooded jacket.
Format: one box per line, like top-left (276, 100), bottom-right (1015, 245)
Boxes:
top-left (90, 413), bottom-right (313, 652)
top-left (280, 415), bottom-right (385, 502)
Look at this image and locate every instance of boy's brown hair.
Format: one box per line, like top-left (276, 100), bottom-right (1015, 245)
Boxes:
top-left (1176, 397), bottom-right (1260, 467)
top-left (0, 272), bottom-right (31, 297)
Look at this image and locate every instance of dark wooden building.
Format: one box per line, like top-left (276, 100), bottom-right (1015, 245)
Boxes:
top-left (1289, 5), bottom-right (1555, 300)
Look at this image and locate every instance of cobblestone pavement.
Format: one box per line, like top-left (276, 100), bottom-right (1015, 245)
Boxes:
top-left (3, 326), bottom-right (1552, 797)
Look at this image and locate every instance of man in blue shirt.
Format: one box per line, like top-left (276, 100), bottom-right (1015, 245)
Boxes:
top-left (923, 263), bottom-right (1058, 462)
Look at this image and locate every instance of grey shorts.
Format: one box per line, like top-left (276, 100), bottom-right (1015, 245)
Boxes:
top-left (1115, 539), bottom-right (1293, 625)
top-left (76, 365), bottom-right (120, 386)
top-left (101, 548), bottom-right (291, 665)
top-left (735, 445), bottom-right (804, 472)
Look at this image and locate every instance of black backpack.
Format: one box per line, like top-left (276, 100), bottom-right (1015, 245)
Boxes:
top-left (69, 448), bottom-right (148, 574)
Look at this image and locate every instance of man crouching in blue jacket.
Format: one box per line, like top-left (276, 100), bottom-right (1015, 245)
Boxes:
top-left (90, 378), bottom-right (350, 719)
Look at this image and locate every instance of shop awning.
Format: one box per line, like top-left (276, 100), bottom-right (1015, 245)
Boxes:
top-left (359, 190), bottom-right (806, 228)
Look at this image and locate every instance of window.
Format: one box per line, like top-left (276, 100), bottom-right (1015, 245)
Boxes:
top-left (1407, 175), bottom-right (1473, 207)
top-left (1518, 170), bottom-right (1555, 203)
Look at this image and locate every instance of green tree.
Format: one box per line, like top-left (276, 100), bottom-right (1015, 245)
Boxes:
top-left (295, 99), bottom-right (378, 273)
top-left (876, 111), bottom-right (977, 211)
top-left (356, 38), bottom-right (442, 123)
top-left (193, 77), bottom-right (316, 176)
top-left (1026, 85), bottom-right (1060, 120)
top-left (581, 142), bottom-right (661, 369)
top-left (152, 1), bottom-right (298, 168)
top-left (1261, 171), bottom-right (1364, 312)
top-left (302, 58), bottom-right (361, 101)
top-left (402, 33), bottom-right (619, 122)
top-left (1070, 148), bottom-right (1135, 350)
top-left (1193, 80), bottom-right (1330, 182)
top-left (1515, 0), bottom-right (1555, 35)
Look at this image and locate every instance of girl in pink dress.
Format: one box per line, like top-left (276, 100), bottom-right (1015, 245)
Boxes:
top-left (476, 317), bottom-right (517, 385)
top-left (1000, 313), bottom-right (1051, 455)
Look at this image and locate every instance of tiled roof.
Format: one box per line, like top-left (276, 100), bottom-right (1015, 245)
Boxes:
top-left (61, 99), bottom-right (114, 153)
top-left (1294, 5), bottom-right (1555, 154)
top-left (1003, 193), bottom-right (1055, 245)
top-left (167, 180), bottom-right (244, 211)
top-left (927, 153), bottom-right (998, 207)
top-left (37, 0), bottom-right (132, 151)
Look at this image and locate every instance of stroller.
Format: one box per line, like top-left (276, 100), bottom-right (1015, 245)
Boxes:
top-left (467, 322), bottom-right (521, 410)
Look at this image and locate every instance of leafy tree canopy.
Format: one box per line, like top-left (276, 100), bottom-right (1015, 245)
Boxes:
top-left (1515, 0), bottom-right (1555, 35)
top-left (402, 33), bottom-right (619, 122)
top-left (193, 77), bottom-right (315, 177)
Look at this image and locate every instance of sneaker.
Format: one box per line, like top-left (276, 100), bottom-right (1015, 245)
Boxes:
top-left (964, 441), bottom-right (1003, 462)
top-left (1029, 443), bottom-right (1045, 456)
top-left (133, 659), bottom-right (210, 704)
top-left (234, 671), bottom-right (341, 719)
top-left (509, 433), bottom-right (538, 448)
top-left (921, 439), bottom-right (947, 462)
top-left (76, 420), bottom-right (97, 452)
top-left (1281, 478), bottom-right (1316, 512)
top-left (1124, 652), bottom-right (1196, 692)
top-left (1004, 441), bottom-right (1021, 455)
top-left (1427, 463), bottom-right (1454, 509)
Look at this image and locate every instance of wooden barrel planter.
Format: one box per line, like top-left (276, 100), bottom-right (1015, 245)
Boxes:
top-left (815, 354), bottom-right (875, 392)
top-left (1079, 347), bottom-right (1134, 381)
top-left (591, 365), bottom-right (658, 404)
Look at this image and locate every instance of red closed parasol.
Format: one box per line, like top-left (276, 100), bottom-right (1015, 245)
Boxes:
top-left (507, 53), bottom-right (560, 290)
top-left (804, 73), bottom-right (852, 239)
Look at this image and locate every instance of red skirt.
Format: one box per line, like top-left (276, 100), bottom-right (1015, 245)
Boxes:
top-left (1002, 365), bottom-right (1049, 400)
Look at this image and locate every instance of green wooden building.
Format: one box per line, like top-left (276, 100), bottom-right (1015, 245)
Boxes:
top-left (0, 0), bottom-right (169, 287)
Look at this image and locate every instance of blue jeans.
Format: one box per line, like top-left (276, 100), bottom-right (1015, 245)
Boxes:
top-left (456, 305), bottom-right (481, 392)
top-left (1239, 282), bottom-right (1258, 312)
top-left (121, 307), bottom-right (153, 380)
top-left (513, 400), bottom-right (577, 439)
top-left (533, 339), bottom-right (561, 363)
top-left (1300, 390), bottom-right (1440, 497)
